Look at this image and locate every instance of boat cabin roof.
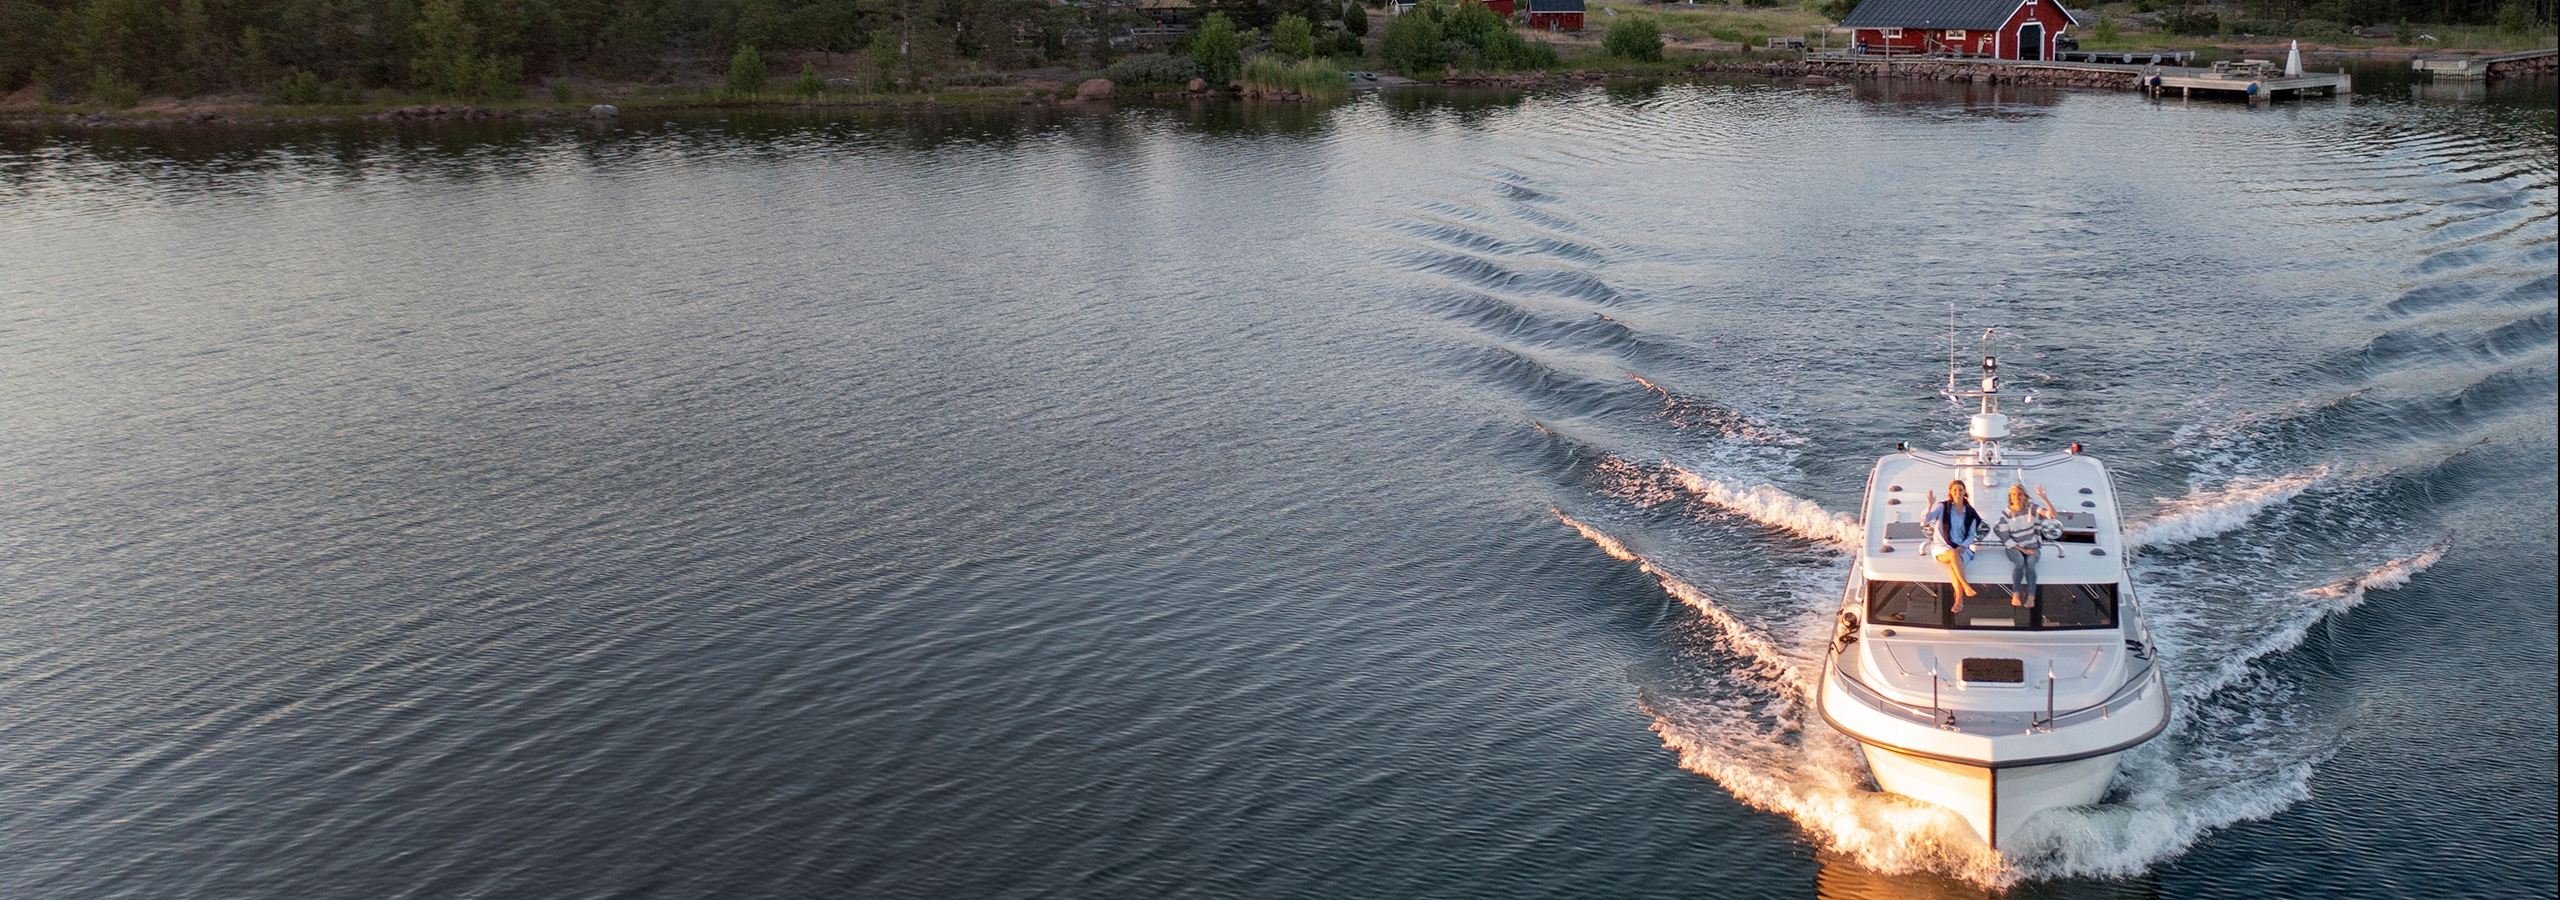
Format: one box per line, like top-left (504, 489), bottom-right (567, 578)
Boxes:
top-left (1860, 448), bottom-right (2125, 583)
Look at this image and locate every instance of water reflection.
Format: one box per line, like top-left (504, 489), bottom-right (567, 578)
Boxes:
top-left (1816, 853), bottom-right (2164, 900)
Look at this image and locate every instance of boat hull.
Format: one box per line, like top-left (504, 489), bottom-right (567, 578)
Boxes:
top-left (1859, 744), bottom-right (2120, 849)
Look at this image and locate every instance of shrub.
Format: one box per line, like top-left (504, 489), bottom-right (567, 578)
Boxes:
top-left (1379, 3), bottom-right (1443, 74)
top-left (1816, 0), bottom-right (1860, 23)
top-left (92, 68), bottom-right (141, 108)
top-left (2094, 11), bottom-right (2119, 42)
top-left (1319, 30), bottom-right (1366, 58)
top-left (1344, 2), bottom-right (1370, 37)
top-left (551, 79), bottom-right (578, 102)
top-left (941, 71), bottom-right (1009, 86)
top-left (1275, 14), bottom-right (1316, 58)
top-left (1603, 15), bottom-right (1664, 61)
top-left (795, 62), bottom-right (825, 95)
top-left (275, 69), bottom-right (323, 104)
top-left (728, 44), bottom-right (766, 95)
top-left (1193, 12), bottom-right (1243, 83)
top-left (1239, 55), bottom-right (1351, 96)
top-left (1104, 52), bottom-right (1198, 87)
top-left (1480, 28), bottom-right (1557, 70)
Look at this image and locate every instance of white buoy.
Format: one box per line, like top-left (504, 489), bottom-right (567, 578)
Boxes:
top-left (2285, 40), bottom-right (2302, 76)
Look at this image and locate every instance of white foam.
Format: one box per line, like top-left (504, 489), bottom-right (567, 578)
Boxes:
top-left (2127, 466), bottom-right (2332, 549)
top-left (1662, 465), bottom-right (1863, 549)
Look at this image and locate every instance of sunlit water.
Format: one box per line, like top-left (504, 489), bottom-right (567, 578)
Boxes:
top-left (2, 70), bottom-right (2552, 899)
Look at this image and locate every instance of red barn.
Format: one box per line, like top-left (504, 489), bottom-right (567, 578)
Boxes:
top-left (1526, 0), bottom-right (1584, 32)
top-left (1477, 0), bottom-right (1516, 17)
top-left (1839, 0), bottom-right (2076, 60)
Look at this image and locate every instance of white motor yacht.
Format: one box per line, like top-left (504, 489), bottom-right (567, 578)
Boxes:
top-left (1816, 345), bottom-right (2170, 851)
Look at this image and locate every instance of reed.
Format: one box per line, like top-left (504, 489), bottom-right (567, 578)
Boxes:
top-left (1238, 56), bottom-right (1351, 97)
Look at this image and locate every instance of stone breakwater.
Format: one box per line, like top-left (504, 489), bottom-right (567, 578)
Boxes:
top-left (2489, 52), bottom-right (2556, 78)
top-left (1440, 61), bottom-right (2145, 91)
top-left (1688, 58), bottom-right (2148, 90)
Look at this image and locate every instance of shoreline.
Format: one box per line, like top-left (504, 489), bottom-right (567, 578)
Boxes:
top-left (6, 43), bottom-right (2549, 131)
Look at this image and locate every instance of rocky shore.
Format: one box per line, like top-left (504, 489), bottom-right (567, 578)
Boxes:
top-left (1687, 58), bottom-right (2152, 90)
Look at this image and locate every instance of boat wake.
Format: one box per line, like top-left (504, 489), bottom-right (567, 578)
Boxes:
top-left (1590, 457), bottom-right (1861, 549)
top-left (2125, 466), bottom-right (2334, 549)
top-left (1562, 503), bottom-right (2446, 886)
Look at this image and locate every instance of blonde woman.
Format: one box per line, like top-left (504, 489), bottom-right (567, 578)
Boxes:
top-left (1923, 480), bottom-right (1985, 611)
top-left (1992, 484), bottom-right (2063, 607)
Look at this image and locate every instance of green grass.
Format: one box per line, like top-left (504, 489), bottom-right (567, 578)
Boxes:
top-left (2069, 2), bottom-right (2558, 52)
top-left (1589, 1), bottom-right (1834, 47)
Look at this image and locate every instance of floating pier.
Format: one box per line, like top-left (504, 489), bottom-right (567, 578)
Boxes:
top-left (2142, 60), bottom-right (2352, 103)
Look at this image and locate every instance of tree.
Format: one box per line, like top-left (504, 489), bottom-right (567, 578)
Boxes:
top-left (1343, 1), bottom-right (1369, 36)
top-left (728, 43), bottom-right (766, 93)
top-left (1273, 13), bottom-right (1315, 57)
top-left (795, 60), bottom-right (824, 93)
top-left (1378, 1), bottom-right (1441, 74)
top-left (1602, 14), bottom-right (1662, 61)
top-left (864, 28), bottom-right (899, 90)
top-left (413, 0), bottom-right (524, 99)
top-left (1191, 11), bottom-right (1241, 82)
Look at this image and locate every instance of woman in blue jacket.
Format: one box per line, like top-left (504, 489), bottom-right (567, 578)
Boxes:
top-left (1924, 480), bottom-right (1985, 611)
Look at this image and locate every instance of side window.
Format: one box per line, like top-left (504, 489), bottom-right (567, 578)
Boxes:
top-left (1867, 580), bottom-right (1946, 627)
top-left (2037, 583), bottom-right (2119, 628)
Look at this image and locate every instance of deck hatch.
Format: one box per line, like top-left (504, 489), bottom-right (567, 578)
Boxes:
top-left (1960, 658), bottom-right (2026, 683)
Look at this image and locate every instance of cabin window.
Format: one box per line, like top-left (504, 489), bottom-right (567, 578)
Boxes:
top-left (1946, 29), bottom-right (1966, 38)
top-left (1866, 580), bottom-right (2118, 630)
top-left (1883, 28), bottom-right (1902, 38)
top-left (1867, 579), bottom-right (1946, 627)
top-left (2038, 583), bottom-right (2118, 629)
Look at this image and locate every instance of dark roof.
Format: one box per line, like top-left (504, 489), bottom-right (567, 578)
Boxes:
top-left (1526, 0), bottom-right (1583, 12)
top-left (1839, 0), bottom-right (2069, 30)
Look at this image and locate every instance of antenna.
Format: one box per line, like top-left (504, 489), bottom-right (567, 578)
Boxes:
top-left (1946, 303), bottom-right (1958, 400)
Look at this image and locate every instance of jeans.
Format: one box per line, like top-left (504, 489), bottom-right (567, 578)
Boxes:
top-left (2005, 546), bottom-right (2040, 603)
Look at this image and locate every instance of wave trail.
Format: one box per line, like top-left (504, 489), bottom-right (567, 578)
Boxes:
top-left (1554, 512), bottom-right (1799, 685)
top-left (1627, 374), bottom-right (1804, 444)
top-left (2126, 466), bottom-right (2332, 549)
top-left (1665, 465), bottom-right (1862, 549)
top-left (2178, 544), bottom-right (2447, 700)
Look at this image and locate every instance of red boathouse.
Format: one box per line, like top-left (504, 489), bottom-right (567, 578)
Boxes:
top-left (1838, 0), bottom-right (2076, 60)
top-left (1526, 0), bottom-right (1584, 32)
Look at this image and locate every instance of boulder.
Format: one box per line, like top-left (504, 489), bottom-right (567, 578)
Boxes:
top-left (588, 104), bottom-right (619, 117)
top-left (1187, 78), bottom-right (1206, 92)
top-left (1076, 78), bottom-right (1115, 100)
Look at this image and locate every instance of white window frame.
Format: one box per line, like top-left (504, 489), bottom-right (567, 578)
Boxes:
top-left (1945, 29), bottom-right (1966, 38)
top-left (1882, 27), bottom-right (1902, 38)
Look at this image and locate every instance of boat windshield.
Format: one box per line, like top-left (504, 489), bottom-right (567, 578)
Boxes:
top-left (1866, 580), bottom-right (2118, 630)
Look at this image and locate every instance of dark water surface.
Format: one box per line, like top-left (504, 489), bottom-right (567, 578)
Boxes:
top-left (2, 74), bottom-right (2553, 899)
